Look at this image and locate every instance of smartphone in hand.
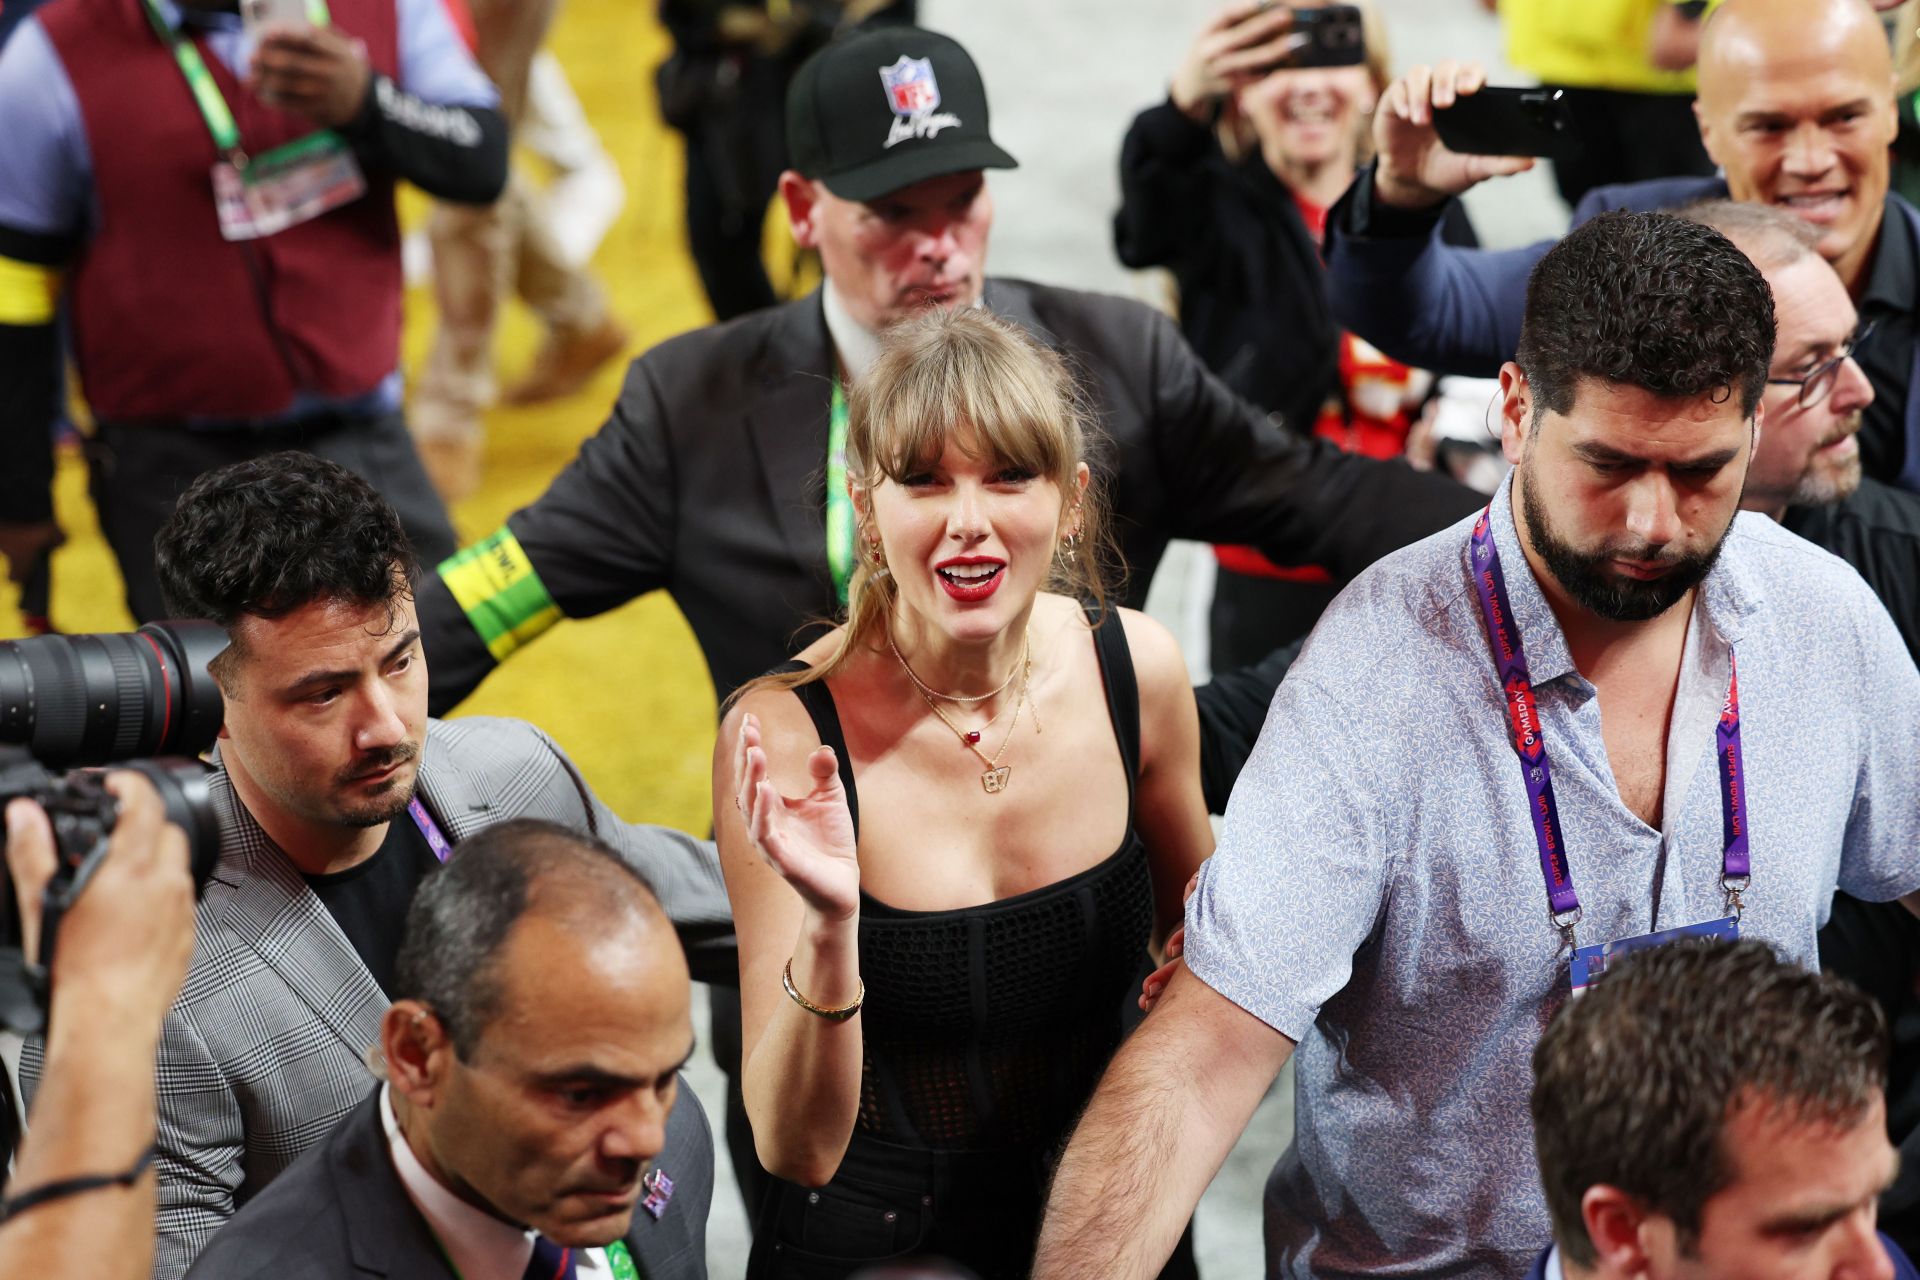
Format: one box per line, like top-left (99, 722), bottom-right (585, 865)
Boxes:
top-left (1433, 86), bottom-right (1574, 158)
top-left (240, 0), bottom-right (312, 38)
top-left (1289, 4), bottom-right (1366, 69)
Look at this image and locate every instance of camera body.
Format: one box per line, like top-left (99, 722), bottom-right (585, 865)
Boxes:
top-left (0, 622), bottom-right (228, 1033)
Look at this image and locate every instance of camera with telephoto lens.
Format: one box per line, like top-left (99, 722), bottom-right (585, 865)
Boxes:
top-left (0, 621), bottom-right (228, 1033)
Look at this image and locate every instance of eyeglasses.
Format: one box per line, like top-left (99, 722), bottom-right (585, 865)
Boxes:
top-left (1766, 319), bottom-right (1877, 410)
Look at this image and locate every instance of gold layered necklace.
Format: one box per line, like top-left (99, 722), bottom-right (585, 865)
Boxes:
top-left (888, 629), bottom-right (1039, 794)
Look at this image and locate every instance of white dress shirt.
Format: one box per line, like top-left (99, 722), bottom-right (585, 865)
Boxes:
top-left (821, 279), bottom-right (881, 382)
top-left (381, 1086), bottom-right (611, 1280)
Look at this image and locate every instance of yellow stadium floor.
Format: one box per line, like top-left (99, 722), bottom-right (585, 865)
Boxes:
top-left (0, 3), bottom-right (775, 836)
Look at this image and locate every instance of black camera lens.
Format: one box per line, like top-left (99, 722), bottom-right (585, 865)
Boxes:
top-left (0, 622), bottom-right (227, 768)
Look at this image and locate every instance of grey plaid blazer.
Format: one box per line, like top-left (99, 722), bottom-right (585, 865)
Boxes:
top-left (21, 715), bottom-right (727, 1280)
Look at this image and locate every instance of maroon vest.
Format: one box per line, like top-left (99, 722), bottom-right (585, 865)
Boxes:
top-left (40, 0), bottom-right (402, 422)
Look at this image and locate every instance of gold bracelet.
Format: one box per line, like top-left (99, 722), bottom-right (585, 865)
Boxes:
top-left (783, 958), bottom-right (864, 1022)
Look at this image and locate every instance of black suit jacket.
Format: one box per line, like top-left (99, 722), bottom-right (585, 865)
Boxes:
top-left (183, 1086), bottom-right (713, 1280)
top-left (419, 278), bottom-right (1479, 803)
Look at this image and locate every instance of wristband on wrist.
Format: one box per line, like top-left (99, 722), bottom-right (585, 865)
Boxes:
top-left (0, 1142), bottom-right (156, 1222)
top-left (782, 958), bottom-right (863, 1022)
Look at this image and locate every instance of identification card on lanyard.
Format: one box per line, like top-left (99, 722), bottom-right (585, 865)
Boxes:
top-left (1466, 506), bottom-right (1751, 990)
top-left (212, 133), bottom-right (366, 242)
top-left (139, 0), bottom-right (367, 242)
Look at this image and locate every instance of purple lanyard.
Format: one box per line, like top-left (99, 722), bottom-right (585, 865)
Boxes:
top-left (1467, 508), bottom-right (1750, 939)
top-left (408, 796), bottom-right (455, 864)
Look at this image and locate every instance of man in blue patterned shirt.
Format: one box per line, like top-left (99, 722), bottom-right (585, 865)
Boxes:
top-left (1034, 211), bottom-right (1920, 1279)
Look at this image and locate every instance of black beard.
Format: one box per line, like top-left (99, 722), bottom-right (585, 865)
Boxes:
top-left (1518, 472), bottom-right (1731, 623)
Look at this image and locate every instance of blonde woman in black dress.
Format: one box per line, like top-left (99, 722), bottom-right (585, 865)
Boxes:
top-left (714, 308), bottom-right (1213, 1279)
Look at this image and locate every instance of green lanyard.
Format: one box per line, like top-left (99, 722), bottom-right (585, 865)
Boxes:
top-left (137, 0), bottom-right (335, 166)
top-left (429, 1237), bottom-right (642, 1279)
top-left (825, 376), bottom-right (854, 608)
top-left (607, 1240), bottom-right (642, 1280)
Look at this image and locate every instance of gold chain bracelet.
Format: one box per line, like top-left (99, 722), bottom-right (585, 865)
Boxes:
top-left (783, 958), bottom-right (864, 1022)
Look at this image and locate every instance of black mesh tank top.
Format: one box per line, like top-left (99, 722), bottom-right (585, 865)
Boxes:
top-left (779, 607), bottom-right (1154, 1153)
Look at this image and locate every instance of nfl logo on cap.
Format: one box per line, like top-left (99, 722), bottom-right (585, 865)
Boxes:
top-left (880, 56), bottom-right (939, 116)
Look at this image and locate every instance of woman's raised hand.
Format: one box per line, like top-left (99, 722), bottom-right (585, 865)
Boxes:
top-left (735, 712), bottom-right (862, 922)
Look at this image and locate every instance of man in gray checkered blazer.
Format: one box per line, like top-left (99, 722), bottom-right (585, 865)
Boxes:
top-left (22, 453), bottom-right (731, 1279)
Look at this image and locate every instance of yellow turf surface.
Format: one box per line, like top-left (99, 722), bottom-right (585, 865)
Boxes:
top-left (0, 3), bottom-right (784, 837)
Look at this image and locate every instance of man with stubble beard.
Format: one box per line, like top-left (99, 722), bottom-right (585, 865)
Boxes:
top-left (15, 452), bottom-right (730, 1280)
top-left (1035, 212), bottom-right (1920, 1280)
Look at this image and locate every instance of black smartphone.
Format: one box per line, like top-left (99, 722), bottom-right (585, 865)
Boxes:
top-left (1433, 86), bottom-right (1574, 158)
top-left (1289, 5), bottom-right (1366, 69)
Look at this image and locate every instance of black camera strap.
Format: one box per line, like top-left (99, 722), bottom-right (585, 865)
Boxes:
top-left (0, 1142), bottom-right (156, 1222)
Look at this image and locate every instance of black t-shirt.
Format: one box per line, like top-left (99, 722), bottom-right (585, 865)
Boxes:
top-left (305, 811), bottom-right (443, 996)
top-left (1856, 194), bottom-right (1919, 487)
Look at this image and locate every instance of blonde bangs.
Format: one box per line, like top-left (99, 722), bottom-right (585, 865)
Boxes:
top-left (849, 309), bottom-right (1080, 493)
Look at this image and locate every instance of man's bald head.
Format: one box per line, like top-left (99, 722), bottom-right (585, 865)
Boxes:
top-left (1692, 0), bottom-right (1899, 292)
top-left (1699, 0), bottom-right (1892, 101)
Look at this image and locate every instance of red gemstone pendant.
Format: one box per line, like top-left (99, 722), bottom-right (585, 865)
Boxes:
top-left (965, 730), bottom-right (981, 744)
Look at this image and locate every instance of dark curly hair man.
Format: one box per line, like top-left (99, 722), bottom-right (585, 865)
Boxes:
top-left (18, 452), bottom-right (726, 1278)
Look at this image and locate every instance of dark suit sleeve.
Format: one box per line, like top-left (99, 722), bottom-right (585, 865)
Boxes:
top-left (1143, 304), bottom-right (1482, 578)
top-left (421, 357), bottom-right (677, 714)
top-left (1113, 100), bottom-right (1216, 270)
top-left (1323, 165), bottom-right (1545, 377)
top-left (1192, 638), bottom-right (1301, 814)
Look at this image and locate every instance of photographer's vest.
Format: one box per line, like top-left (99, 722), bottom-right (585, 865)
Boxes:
top-left (38, 0), bottom-right (401, 423)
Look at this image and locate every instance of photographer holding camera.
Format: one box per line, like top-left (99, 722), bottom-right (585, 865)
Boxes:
top-left (14, 451), bottom-right (730, 1279)
top-left (0, 774), bottom-right (195, 1280)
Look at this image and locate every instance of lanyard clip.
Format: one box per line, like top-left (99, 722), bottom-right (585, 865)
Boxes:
top-left (1552, 906), bottom-right (1583, 953)
top-left (1723, 874), bottom-right (1749, 919)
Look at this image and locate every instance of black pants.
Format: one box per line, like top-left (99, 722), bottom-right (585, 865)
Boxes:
top-left (748, 1131), bottom-right (1201, 1280)
top-left (1545, 86), bottom-right (1717, 210)
top-left (87, 409), bottom-right (458, 623)
top-left (681, 61), bottom-right (789, 323)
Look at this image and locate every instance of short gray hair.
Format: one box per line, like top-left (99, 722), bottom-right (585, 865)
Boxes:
top-left (391, 818), bottom-right (659, 1058)
top-left (1681, 199), bottom-right (1823, 272)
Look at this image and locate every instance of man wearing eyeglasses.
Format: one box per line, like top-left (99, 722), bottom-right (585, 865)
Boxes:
top-left (1326, 0), bottom-right (1920, 495)
top-left (1677, 202), bottom-right (1920, 660)
top-left (1680, 198), bottom-right (1920, 1257)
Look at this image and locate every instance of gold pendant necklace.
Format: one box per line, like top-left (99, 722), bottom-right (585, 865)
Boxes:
top-left (890, 630), bottom-right (1037, 794)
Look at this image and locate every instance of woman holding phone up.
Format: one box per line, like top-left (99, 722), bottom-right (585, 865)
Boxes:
top-left (1116, 0), bottom-right (1476, 668)
top-left (714, 308), bottom-right (1212, 1279)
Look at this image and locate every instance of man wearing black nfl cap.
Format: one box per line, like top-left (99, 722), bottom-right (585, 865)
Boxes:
top-left (410, 17), bottom-right (1479, 1215)
top-left (416, 21), bottom-right (1477, 798)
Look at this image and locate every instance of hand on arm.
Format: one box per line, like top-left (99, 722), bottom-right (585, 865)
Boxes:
top-left (0, 774), bottom-right (196, 1280)
top-left (1034, 965), bottom-right (1294, 1279)
top-left (714, 700), bottom-right (865, 1187)
top-left (1373, 61), bottom-right (1534, 210)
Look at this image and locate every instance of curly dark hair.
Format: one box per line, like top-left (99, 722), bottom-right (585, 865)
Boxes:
top-left (1516, 211), bottom-right (1777, 421)
top-left (154, 453), bottom-right (416, 658)
top-left (1531, 939), bottom-right (1887, 1266)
